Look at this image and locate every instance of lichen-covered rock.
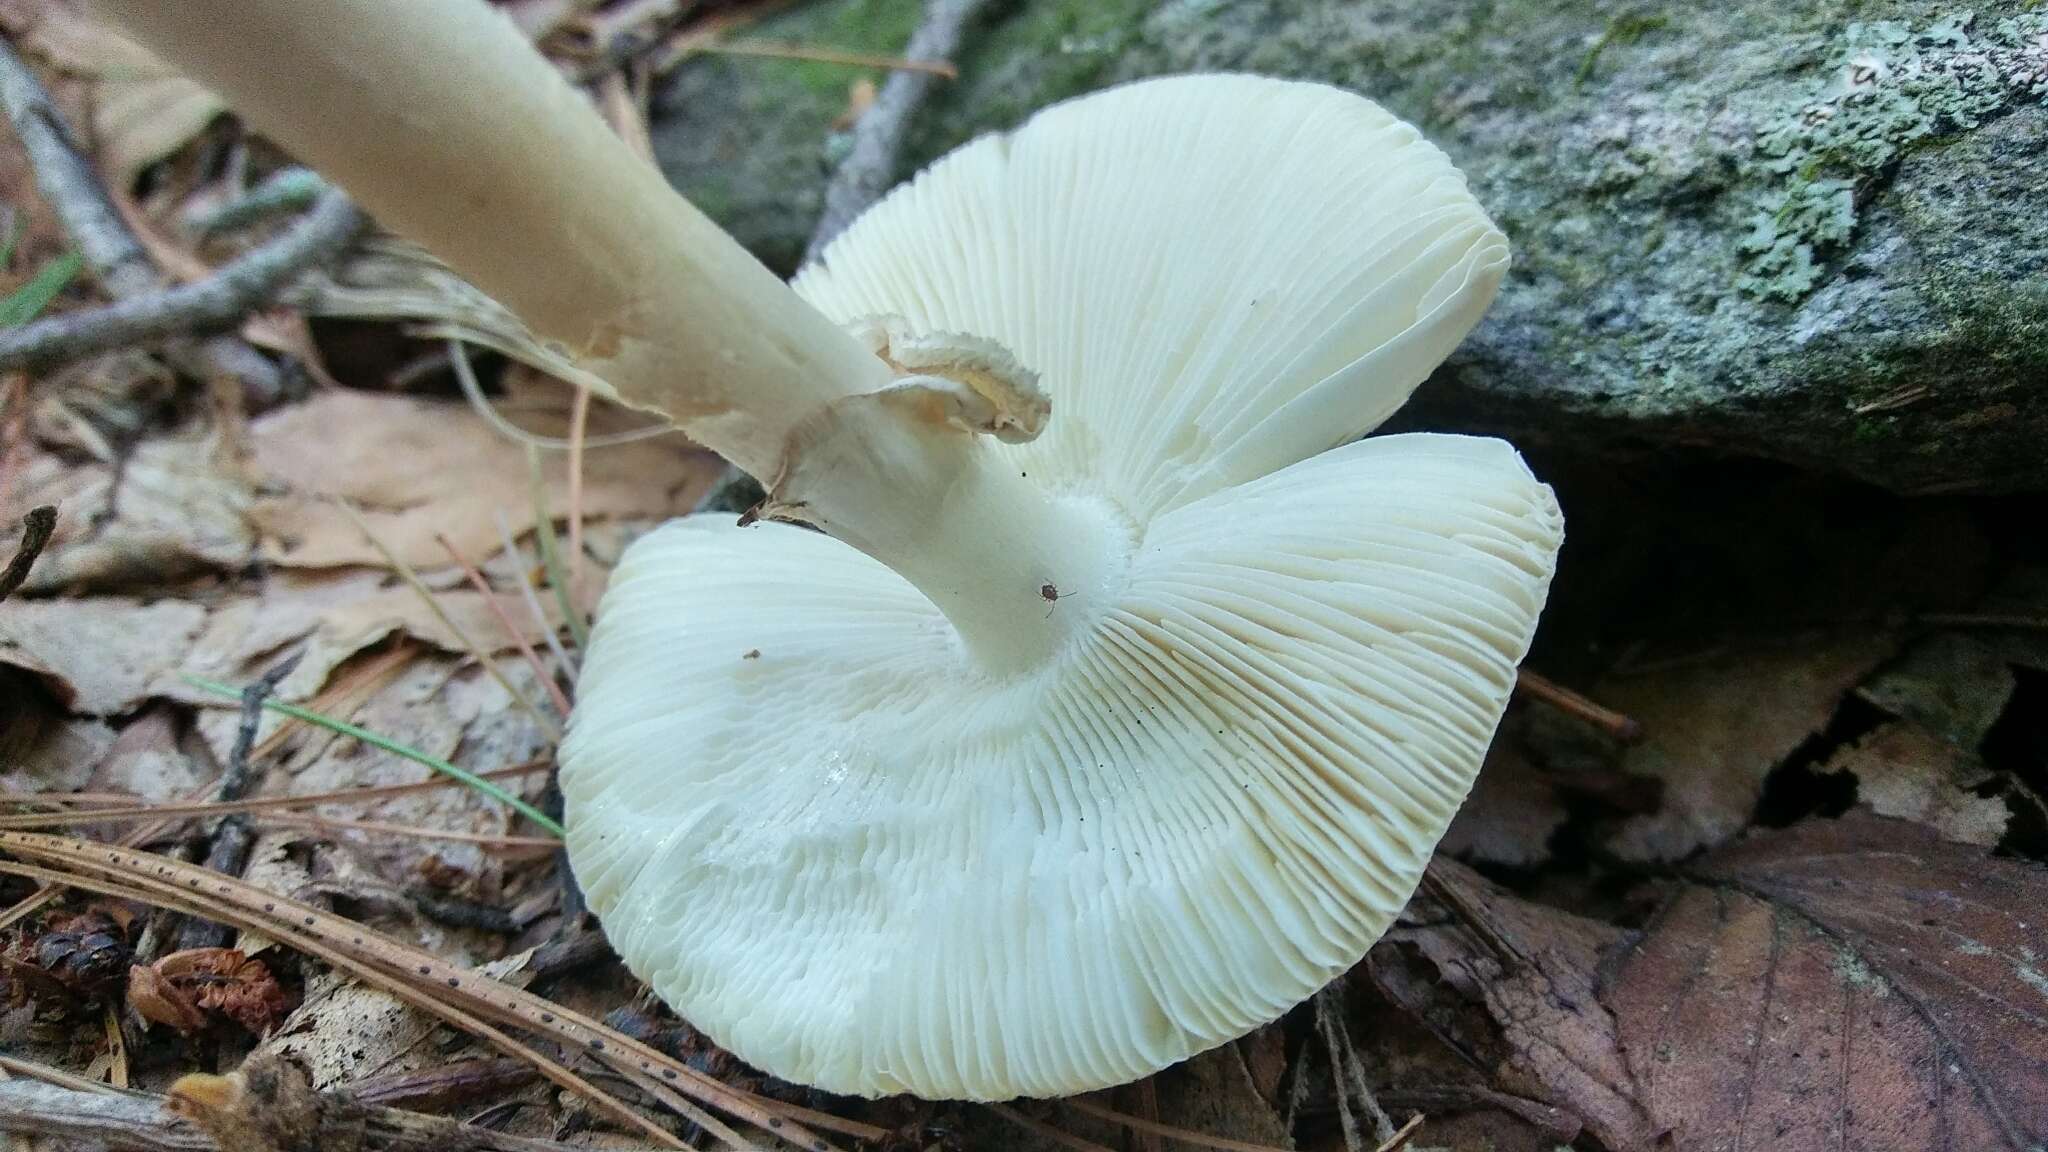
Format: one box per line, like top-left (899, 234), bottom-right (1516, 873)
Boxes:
top-left (652, 0), bottom-right (2048, 491)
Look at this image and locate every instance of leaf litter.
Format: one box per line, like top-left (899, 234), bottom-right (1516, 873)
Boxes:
top-left (2, 11), bottom-right (2046, 1152)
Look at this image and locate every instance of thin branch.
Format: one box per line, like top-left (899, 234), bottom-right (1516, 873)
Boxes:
top-left (695, 0), bottom-right (986, 510)
top-left (174, 653), bottom-right (302, 952)
top-left (0, 36), bottom-right (154, 297)
top-left (1513, 667), bottom-right (1641, 743)
top-left (0, 36), bottom-right (285, 402)
top-left (0, 503), bottom-right (55, 601)
top-left (0, 1072), bottom-right (633, 1152)
top-left (0, 187), bottom-right (364, 373)
top-left (699, 39), bottom-right (958, 77)
top-left (802, 0), bottom-right (985, 263)
top-left (187, 166), bottom-right (326, 236)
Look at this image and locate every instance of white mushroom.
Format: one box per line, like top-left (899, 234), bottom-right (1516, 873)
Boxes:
top-left (568, 78), bottom-right (1560, 1099)
top-left (102, 0), bottom-right (1561, 1104)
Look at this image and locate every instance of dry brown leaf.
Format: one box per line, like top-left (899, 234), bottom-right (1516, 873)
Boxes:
top-left (175, 569), bottom-right (562, 709)
top-left (1602, 633), bottom-right (1897, 861)
top-left (127, 961), bottom-right (211, 1033)
top-left (1377, 815), bottom-right (2048, 1151)
top-left (1825, 721), bottom-right (2010, 846)
top-left (154, 948), bottom-right (296, 1036)
top-left (1151, 1045), bottom-right (1294, 1150)
top-left (1438, 728), bottom-right (1566, 868)
top-left (190, 651), bottom-right (551, 883)
top-left (0, 595), bottom-right (205, 713)
top-left (1371, 862), bottom-right (1660, 1151)
top-left (7, 432), bottom-right (254, 594)
top-left (0, 696), bottom-right (114, 794)
top-left (85, 702), bottom-right (207, 802)
top-left (244, 390), bottom-right (717, 570)
top-left (1611, 812), bottom-right (2048, 1150)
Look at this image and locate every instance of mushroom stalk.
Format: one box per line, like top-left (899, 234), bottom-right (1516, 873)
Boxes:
top-left (101, 0), bottom-right (1119, 672)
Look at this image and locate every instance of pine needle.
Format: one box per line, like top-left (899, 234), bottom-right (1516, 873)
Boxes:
top-left (0, 832), bottom-right (869, 1150)
top-left (0, 848), bottom-right (700, 1151)
top-left (1062, 1098), bottom-right (1297, 1152)
top-left (335, 499), bottom-right (561, 742)
top-left (256, 811), bottom-right (561, 851)
top-left (0, 647), bottom-right (416, 933)
top-left (566, 383), bottom-right (590, 604)
top-left (179, 674), bottom-right (564, 837)
top-left (497, 509), bottom-right (579, 681)
top-left (526, 444), bottom-right (588, 652)
top-left (0, 762), bottom-right (549, 830)
top-left (987, 1104), bottom-right (1119, 1152)
top-left (438, 531), bottom-right (573, 718)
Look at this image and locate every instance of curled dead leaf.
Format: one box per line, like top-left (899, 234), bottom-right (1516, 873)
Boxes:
top-left (133, 948), bottom-right (295, 1036)
top-left (128, 962), bottom-right (209, 1033)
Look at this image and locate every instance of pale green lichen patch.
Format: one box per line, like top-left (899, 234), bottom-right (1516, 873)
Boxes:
top-left (1830, 936), bottom-right (1894, 998)
top-left (1740, 11), bottom-right (2048, 299)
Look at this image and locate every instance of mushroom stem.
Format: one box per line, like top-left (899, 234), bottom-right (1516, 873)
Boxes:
top-left (94, 0), bottom-right (888, 482)
top-left (102, 0), bottom-right (1118, 671)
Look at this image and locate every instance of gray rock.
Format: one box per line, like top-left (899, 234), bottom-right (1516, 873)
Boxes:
top-left (651, 0), bottom-right (2048, 491)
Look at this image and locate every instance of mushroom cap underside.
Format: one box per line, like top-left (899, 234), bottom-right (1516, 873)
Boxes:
top-left (562, 73), bottom-right (1560, 1100)
top-left (564, 435), bottom-right (1561, 1099)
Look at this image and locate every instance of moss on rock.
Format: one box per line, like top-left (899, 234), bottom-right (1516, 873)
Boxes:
top-left (650, 0), bottom-right (2048, 491)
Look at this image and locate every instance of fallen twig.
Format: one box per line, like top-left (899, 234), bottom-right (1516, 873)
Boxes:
top-left (0, 37), bottom-right (285, 402)
top-left (1315, 983), bottom-right (1396, 1150)
top-left (0, 38), bottom-right (153, 298)
top-left (1062, 1097), bottom-right (1295, 1152)
top-left (1513, 667), bottom-right (1641, 743)
top-left (700, 38), bottom-right (958, 78)
top-left (0, 187), bottom-right (363, 374)
top-left (0, 1066), bottom-right (632, 1152)
top-left (175, 654), bottom-right (301, 951)
top-left (0, 832), bottom-right (874, 1150)
top-left (697, 0), bottom-right (986, 509)
top-left (0, 503), bottom-right (55, 601)
top-left (803, 0), bottom-right (985, 262)
top-left (187, 166), bottom-right (326, 237)
top-left (1373, 1114), bottom-right (1425, 1152)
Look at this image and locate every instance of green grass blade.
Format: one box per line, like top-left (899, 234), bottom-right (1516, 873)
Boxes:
top-left (0, 251), bottom-right (82, 327)
top-left (179, 673), bottom-right (564, 837)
